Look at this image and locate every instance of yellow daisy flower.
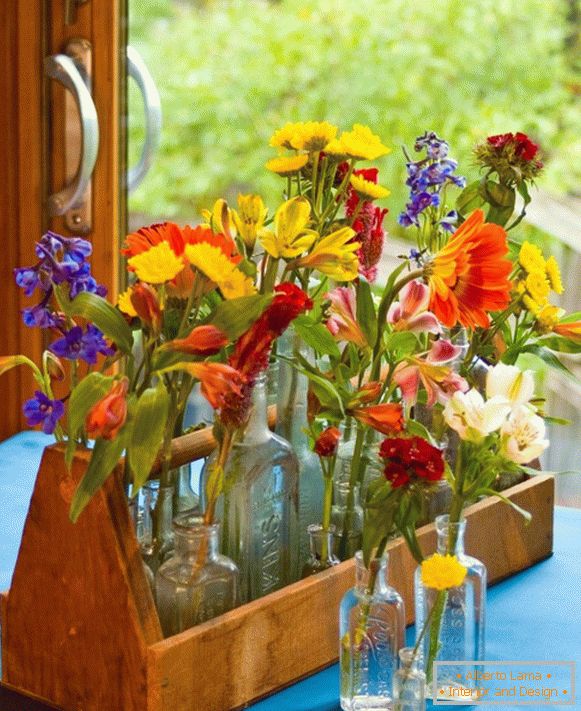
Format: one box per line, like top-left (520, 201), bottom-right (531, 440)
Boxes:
top-left (421, 553), bottom-right (467, 591)
top-left (522, 294), bottom-right (541, 316)
top-left (349, 174), bottom-right (391, 201)
top-left (290, 121), bottom-right (338, 152)
top-left (184, 243), bottom-right (256, 300)
top-left (270, 122), bottom-right (305, 150)
top-left (525, 270), bottom-right (550, 306)
top-left (259, 196), bottom-right (318, 259)
top-left (545, 256), bottom-right (564, 295)
top-left (231, 194), bottom-right (268, 250)
top-left (325, 124), bottom-right (391, 161)
top-left (266, 154), bottom-right (309, 176)
top-left (518, 241), bottom-right (546, 274)
top-left (127, 242), bottom-right (185, 284)
top-left (117, 288), bottom-right (137, 317)
top-left (295, 226), bottom-right (360, 281)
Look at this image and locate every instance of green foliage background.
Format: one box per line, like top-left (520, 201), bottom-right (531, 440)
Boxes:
top-left (128, 0), bottom-right (580, 229)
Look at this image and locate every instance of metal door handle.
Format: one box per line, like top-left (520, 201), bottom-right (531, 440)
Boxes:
top-left (45, 40), bottom-right (98, 229)
top-left (127, 46), bottom-right (162, 193)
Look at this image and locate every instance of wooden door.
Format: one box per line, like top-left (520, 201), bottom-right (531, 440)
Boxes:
top-left (0, 0), bottom-right (126, 440)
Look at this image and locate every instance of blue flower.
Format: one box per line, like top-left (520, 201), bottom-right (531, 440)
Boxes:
top-left (49, 324), bottom-right (114, 364)
top-left (14, 268), bottom-right (41, 297)
top-left (23, 391), bottom-right (64, 434)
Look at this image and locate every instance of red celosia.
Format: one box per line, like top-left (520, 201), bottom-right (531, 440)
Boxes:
top-left (314, 426), bottom-right (341, 457)
top-left (169, 325), bottom-right (229, 356)
top-left (379, 436), bottom-right (445, 488)
top-left (85, 378), bottom-right (129, 440)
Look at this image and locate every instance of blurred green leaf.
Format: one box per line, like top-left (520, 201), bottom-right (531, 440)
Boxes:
top-left (293, 314), bottom-right (340, 358)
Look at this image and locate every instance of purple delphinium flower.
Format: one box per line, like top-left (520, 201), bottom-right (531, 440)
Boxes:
top-left (49, 324), bottom-right (114, 365)
top-left (23, 391), bottom-right (65, 434)
top-left (398, 132), bottom-right (466, 228)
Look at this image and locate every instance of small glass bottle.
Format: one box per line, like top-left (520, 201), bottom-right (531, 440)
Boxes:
top-left (301, 523), bottom-right (341, 577)
top-left (173, 463), bottom-right (200, 515)
top-left (340, 552), bottom-right (405, 711)
top-left (202, 373), bottom-right (300, 603)
top-left (394, 648), bottom-right (426, 711)
top-left (276, 328), bottom-right (323, 567)
top-left (332, 481), bottom-right (364, 560)
top-left (414, 515), bottom-right (486, 699)
top-left (155, 513), bottom-right (239, 637)
top-left (141, 480), bottom-right (175, 576)
top-left (128, 496), bottom-right (155, 589)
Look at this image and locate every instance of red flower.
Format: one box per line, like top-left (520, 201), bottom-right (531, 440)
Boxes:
top-left (169, 325), bottom-right (229, 356)
top-left (85, 378), bottom-right (129, 440)
top-left (487, 132), bottom-right (539, 162)
top-left (314, 426), bottom-right (341, 457)
top-left (379, 436), bottom-right (444, 488)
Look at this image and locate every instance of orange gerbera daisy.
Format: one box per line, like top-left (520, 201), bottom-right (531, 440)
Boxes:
top-left (427, 209), bottom-right (512, 329)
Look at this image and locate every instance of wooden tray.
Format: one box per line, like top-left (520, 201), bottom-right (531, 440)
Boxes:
top-left (0, 444), bottom-right (554, 711)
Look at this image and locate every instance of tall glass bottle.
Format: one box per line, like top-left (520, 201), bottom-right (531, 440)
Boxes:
top-left (141, 481), bottom-right (175, 576)
top-left (332, 480), bottom-right (364, 560)
top-left (203, 373), bottom-right (300, 603)
top-left (393, 648), bottom-right (426, 711)
top-left (414, 515), bottom-right (486, 699)
top-left (155, 513), bottom-right (239, 636)
top-left (340, 552), bottom-right (406, 711)
top-left (276, 328), bottom-right (323, 566)
top-left (173, 464), bottom-right (200, 515)
top-left (301, 523), bottom-right (340, 577)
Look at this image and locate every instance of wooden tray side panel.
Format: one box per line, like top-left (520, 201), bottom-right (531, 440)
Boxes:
top-left (148, 474), bottom-right (554, 711)
top-left (3, 445), bottom-right (162, 711)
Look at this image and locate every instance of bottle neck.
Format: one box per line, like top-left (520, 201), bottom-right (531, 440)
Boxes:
top-left (173, 514), bottom-right (220, 560)
top-left (243, 375), bottom-right (270, 443)
top-left (276, 329), bottom-right (310, 440)
top-left (143, 481), bottom-right (175, 544)
top-left (399, 647), bottom-right (421, 673)
top-left (355, 551), bottom-right (389, 594)
top-left (308, 524), bottom-right (337, 562)
top-left (334, 481), bottom-right (360, 510)
top-left (436, 514), bottom-right (466, 555)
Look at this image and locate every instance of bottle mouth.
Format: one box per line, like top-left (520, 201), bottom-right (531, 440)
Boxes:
top-left (307, 523), bottom-right (337, 535)
top-left (173, 513), bottom-right (219, 535)
top-left (435, 513), bottom-right (466, 533)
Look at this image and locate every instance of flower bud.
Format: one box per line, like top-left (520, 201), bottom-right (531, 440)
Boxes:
top-left (314, 426), bottom-right (340, 457)
top-left (169, 325), bottom-right (229, 356)
top-left (85, 378), bottom-right (129, 440)
top-left (130, 283), bottom-right (162, 334)
top-left (347, 381), bottom-right (382, 408)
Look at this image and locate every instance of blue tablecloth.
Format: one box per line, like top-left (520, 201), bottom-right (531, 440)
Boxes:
top-left (1, 432), bottom-right (580, 710)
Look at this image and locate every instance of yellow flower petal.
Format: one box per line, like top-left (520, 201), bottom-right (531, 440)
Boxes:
top-left (258, 197), bottom-right (318, 259)
top-left (518, 241), bottom-right (546, 274)
top-left (266, 154), bottom-right (309, 176)
top-left (545, 256), bottom-right (564, 295)
top-left (231, 194), bottom-right (268, 250)
top-left (289, 121), bottom-right (338, 152)
top-left (421, 553), bottom-right (467, 591)
top-left (525, 270), bottom-right (550, 305)
top-left (296, 226), bottom-right (360, 281)
top-left (326, 124), bottom-right (390, 161)
top-left (117, 288), bottom-right (137, 317)
top-left (127, 242), bottom-right (185, 284)
top-left (270, 122), bottom-right (305, 150)
top-left (184, 243), bottom-right (256, 299)
top-left (350, 174), bottom-right (391, 200)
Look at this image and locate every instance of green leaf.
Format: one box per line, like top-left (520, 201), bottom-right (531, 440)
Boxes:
top-left (69, 430), bottom-right (129, 522)
top-left (295, 355), bottom-right (345, 416)
top-left (385, 331), bottom-right (419, 359)
top-left (477, 487), bottom-right (532, 524)
top-left (65, 373), bottom-right (115, 469)
top-left (293, 314), bottom-right (340, 358)
top-left (205, 461), bottom-right (225, 509)
top-left (539, 336), bottom-right (581, 354)
top-left (559, 311), bottom-right (581, 323)
top-left (456, 179), bottom-right (485, 216)
top-left (0, 354), bottom-right (45, 388)
top-left (405, 418), bottom-right (438, 444)
top-left (482, 180), bottom-right (516, 227)
top-left (356, 279), bottom-right (378, 347)
top-left (521, 344), bottom-right (577, 379)
top-left (543, 415), bottom-right (571, 426)
top-left (128, 383), bottom-right (170, 495)
top-left (209, 293), bottom-right (273, 340)
top-left (64, 292), bottom-right (134, 354)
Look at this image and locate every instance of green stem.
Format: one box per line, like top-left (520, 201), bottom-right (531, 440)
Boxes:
top-left (339, 424), bottom-right (365, 559)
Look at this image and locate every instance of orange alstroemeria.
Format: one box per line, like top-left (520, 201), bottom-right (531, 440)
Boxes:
top-left (427, 209), bottom-right (512, 329)
top-left (351, 403), bottom-right (404, 435)
top-left (325, 287), bottom-right (368, 348)
top-left (553, 320), bottom-right (581, 342)
top-left (180, 362), bottom-right (245, 411)
top-left (130, 282), bottom-right (162, 334)
top-left (85, 378), bottom-right (129, 440)
top-left (168, 325), bottom-right (229, 356)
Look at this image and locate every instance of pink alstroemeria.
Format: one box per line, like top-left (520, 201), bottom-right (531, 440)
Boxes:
top-left (394, 339), bottom-right (468, 408)
top-left (387, 280), bottom-right (441, 334)
top-left (325, 287), bottom-right (368, 348)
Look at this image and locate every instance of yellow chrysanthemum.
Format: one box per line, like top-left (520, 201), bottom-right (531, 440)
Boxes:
top-left (522, 294), bottom-right (541, 316)
top-left (295, 226), bottom-right (360, 281)
top-left (349, 174), bottom-right (391, 201)
top-left (525, 270), bottom-right (550, 306)
top-left (231, 194), bottom-right (268, 250)
top-left (536, 304), bottom-right (563, 331)
top-left (266, 154), bottom-right (309, 176)
top-left (117, 288), bottom-right (137, 317)
top-left (290, 121), bottom-right (338, 152)
top-left (258, 196), bottom-right (318, 259)
top-left (545, 256), bottom-right (564, 295)
top-left (325, 124), bottom-right (391, 161)
top-left (201, 198), bottom-right (236, 239)
top-left (184, 243), bottom-right (256, 300)
top-left (127, 242), bottom-right (185, 284)
top-left (421, 553), bottom-right (467, 591)
top-left (269, 122), bottom-right (305, 150)
top-left (519, 241), bottom-right (546, 274)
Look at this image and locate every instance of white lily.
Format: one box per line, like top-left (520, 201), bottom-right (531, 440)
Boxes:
top-left (486, 362), bottom-right (535, 409)
top-left (443, 389), bottom-right (511, 443)
top-left (500, 405), bottom-right (549, 464)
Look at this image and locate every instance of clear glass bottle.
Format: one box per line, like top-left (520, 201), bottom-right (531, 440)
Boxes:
top-left (128, 496), bottom-right (155, 589)
top-left (141, 480), bottom-right (175, 577)
top-left (340, 552), bottom-right (406, 711)
top-left (332, 481), bottom-right (364, 560)
top-left (173, 463), bottom-right (200, 515)
top-left (335, 424), bottom-right (382, 503)
top-left (202, 373), bottom-right (300, 603)
top-left (414, 515), bottom-right (486, 699)
top-left (155, 513), bottom-right (239, 637)
top-left (301, 523), bottom-right (341, 577)
top-left (276, 328), bottom-right (323, 567)
top-left (393, 647), bottom-right (426, 711)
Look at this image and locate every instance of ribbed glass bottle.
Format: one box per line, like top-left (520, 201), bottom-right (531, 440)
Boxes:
top-left (393, 648), bottom-right (426, 711)
top-left (301, 523), bottom-right (340, 577)
top-left (414, 515), bottom-right (486, 699)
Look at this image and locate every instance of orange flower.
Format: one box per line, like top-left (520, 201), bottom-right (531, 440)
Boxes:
top-left (168, 325), bottom-right (229, 356)
top-left (314, 426), bottom-right (341, 457)
top-left (553, 320), bottom-right (581, 342)
top-left (130, 283), bottom-right (162, 334)
top-left (85, 378), bottom-right (129, 440)
top-left (179, 362), bottom-right (245, 410)
top-left (351, 403), bottom-right (404, 435)
top-left (427, 209), bottom-right (512, 329)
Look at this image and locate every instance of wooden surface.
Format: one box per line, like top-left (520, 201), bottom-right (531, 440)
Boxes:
top-left (147, 474), bottom-right (554, 711)
top-left (3, 445), bottom-right (162, 711)
top-left (0, 682), bottom-right (64, 711)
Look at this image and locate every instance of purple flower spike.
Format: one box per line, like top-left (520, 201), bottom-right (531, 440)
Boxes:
top-left (49, 324), bottom-right (114, 364)
top-left (23, 391), bottom-right (65, 435)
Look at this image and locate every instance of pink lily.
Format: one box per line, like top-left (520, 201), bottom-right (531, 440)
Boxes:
top-left (325, 287), bottom-right (368, 348)
top-left (394, 339), bottom-right (468, 408)
top-left (387, 280), bottom-right (441, 334)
